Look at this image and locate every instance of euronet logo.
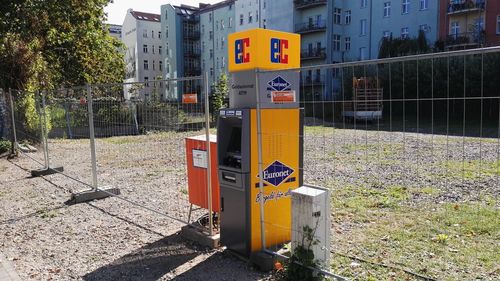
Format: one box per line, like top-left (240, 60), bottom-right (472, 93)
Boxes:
top-left (259, 160), bottom-right (294, 186)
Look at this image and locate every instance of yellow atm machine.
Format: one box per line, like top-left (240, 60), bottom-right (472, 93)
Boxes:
top-left (217, 28), bottom-right (303, 259)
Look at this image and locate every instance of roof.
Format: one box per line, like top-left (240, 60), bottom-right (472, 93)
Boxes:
top-left (198, 0), bottom-right (235, 13)
top-left (130, 11), bottom-right (161, 22)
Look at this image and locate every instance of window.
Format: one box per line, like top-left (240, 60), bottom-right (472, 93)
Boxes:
top-left (221, 37), bottom-right (225, 48)
top-left (360, 19), bottom-right (367, 36)
top-left (334, 8), bottom-right (342, 24)
top-left (144, 77), bottom-right (149, 87)
top-left (497, 16), bottom-right (500, 34)
top-left (345, 37), bottom-right (351, 51)
top-left (383, 30), bottom-right (391, 38)
top-left (216, 57), bottom-right (219, 69)
top-left (216, 21), bottom-right (219, 30)
top-left (143, 44), bottom-right (148, 53)
top-left (240, 14), bottom-right (244, 25)
top-left (256, 11), bottom-right (258, 21)
top-left (209, 13), bottom-right (212, 22)
top-left (402, 0), bottom-right (410, 14)
top-left (159, 46), bottom-right (162, 54)
top-left (202, 59), bottom-right (205, 70)
top-left (451, 22), bottom-right (460, 38)
top-left (210, 68), bottom-right (214, 77)
top-left (210, 49), bottom-right (213, 58)
top-left (166, 28), bottom-right (168, 38)
top-left (359, 47), bottom-right (367, 60)
top-left (345, 10), bottom-right (351, 25)
top-left (209, 31), bottom-right (213, 40)
top-left (216, 37), bottom-right (219, 49)
top-left (419, 0), bottom-right (428, 10)
top-left (229, 17), bottom-right (233, 27)
top-left (419, 24), bottom-right (429, 32)
top-left (202, 25), bottom-right (205, 33)
top-left (159, 61), bottom-right (163, 71)
top-left (248, 12), bottom-right (253, 23)
top-left (144, 60), bottom-right (149, 70)
top-left (384, 2), bottom-right (391, 17)
top-left (221, 19), bottom-right (225, 29)
top-left (333, 34), bottom-right (341, 51)
top-left (401, 27), bottom-right (409, 38)
top-left (229, 4), bottom-right (232, 10)
top-left (202, 41), bottom-right (205, 52)
top-left (152, 30), bottom-right (154, 38)
top-left (361, 0), bottom-right (368, 8)
top-left (143, 29), bottom-right (148, 38)
top-left (222, 57), bottom-right (225, 67)
top-left (264, 1), bottom-right (266, 9)
top-left (159, 31), bottom-right (161, 39)
top-left (263, 19), bottom-right (267, 29)
top-left (152, 60), bottom-right (156, 70)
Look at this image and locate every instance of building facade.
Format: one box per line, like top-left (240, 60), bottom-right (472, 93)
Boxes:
top-left (199, 0), bottom-right (236, 86)
top-left (161, 4), bottom-right (201, 100)
top-left (236, 0), bottom-right (294, 32)
top-left (107, 24), bottom-right (122, 40)
top-left (439, 0), bottom-right (500, 49)
top-left (122, 9), bottom-right (163, 100)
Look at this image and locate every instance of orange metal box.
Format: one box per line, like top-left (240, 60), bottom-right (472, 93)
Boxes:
top-left (185, 134), bottom-right (220, 212)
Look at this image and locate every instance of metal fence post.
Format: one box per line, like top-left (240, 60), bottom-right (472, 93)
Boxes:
top-left (8, 89), bottom-right (17, 154)
top-left (87, 85), bottom-right (99, 190)
top-left (35, 90), bottom-right (49, 169)
top-left (255, 68), bottom-right (267, 250)
top-left (41, 90), bottom-right (50, 168)
top-left (204, 72), bottom-right (214, 236)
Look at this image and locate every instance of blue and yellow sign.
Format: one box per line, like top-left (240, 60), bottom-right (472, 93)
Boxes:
top-left (229, 28), bottom-right (301, 72)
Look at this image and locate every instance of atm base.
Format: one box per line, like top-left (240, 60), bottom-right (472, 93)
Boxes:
top-left (70, 187), bottom-right (120, 204)
top-left (250, 251), bottom-right (276, 272)
top-left (31, 166), bottom-right (64, 177)
top-left (181, 224), bottom-right (220, 249)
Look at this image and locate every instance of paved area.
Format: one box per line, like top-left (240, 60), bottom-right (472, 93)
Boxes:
top-left (0, 252), bottom-right (22, 281)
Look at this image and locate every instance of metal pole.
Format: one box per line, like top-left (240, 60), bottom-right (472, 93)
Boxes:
top-left (204, 72), bottom-right (214, 236)
top-left (35, 91), bottom-right (48, 169)
top-left (255, 68), bottom-right (267, 250)
top-left (8, 89), bottom-right (17, 154)
top-left (87, 85), bottom-right (98, 190)
top-left (41, 90), bottom-right (50, 168)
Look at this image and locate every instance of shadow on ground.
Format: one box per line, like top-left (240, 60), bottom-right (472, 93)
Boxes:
top-left (82, 232), bottom-right (202, 281)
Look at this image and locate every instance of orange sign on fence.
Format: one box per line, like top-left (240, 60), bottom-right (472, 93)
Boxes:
top-left (182, 93), bottom-right (198, 104)
top-left (271, 91), bottom-right (296, 103)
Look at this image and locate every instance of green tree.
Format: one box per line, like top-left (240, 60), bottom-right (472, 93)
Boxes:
top-left (210, 73), bottom-right (229, 122)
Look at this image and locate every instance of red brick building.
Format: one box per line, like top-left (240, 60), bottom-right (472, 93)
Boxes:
top-left (439, 0), bottom-right (500, 49)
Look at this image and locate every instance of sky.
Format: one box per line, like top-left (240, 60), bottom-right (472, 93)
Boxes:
top-left (104, 0), bottom-right (218, 25)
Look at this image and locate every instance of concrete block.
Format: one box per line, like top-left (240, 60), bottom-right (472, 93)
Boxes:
top-left (70, 187), bottom-right (120, 204)
top-left (31, 166), bottom-right (64, 177)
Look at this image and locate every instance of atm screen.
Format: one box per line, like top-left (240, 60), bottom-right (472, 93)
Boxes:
top-left (224, 127), bottom-right (242, 169)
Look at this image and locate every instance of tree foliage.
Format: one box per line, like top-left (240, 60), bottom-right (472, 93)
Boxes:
top-left (379, 30), bottom-right (430, 59)
top-left (0, 0), bottom-right (125, 91)
top-left (210, 73), bottom-right (229, 122)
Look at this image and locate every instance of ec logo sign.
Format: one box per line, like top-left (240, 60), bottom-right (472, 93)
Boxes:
top-left (270, 38), bottom-right (288, 64)
top-left (235, 38), bottom-right (250, 64)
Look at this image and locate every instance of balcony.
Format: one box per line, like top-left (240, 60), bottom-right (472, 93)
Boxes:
top-left (294, 0), bottom-right (327, 10)
top-left (301, 48), bottom-right (326, 60)
top-left (301, 75), bottom-right (325, 87)
top-left (184, 48), bottom-right (201, 57)
top-left (446, 32), bottom-right (485, 48)
top-left (295, 19), bottom-right (326, 34)
top-left (184, 30), bottom-right (200, 39)
top-left (447, 0), bottom-right (485, 15)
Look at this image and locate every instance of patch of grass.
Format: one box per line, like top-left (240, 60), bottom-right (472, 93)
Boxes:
top-left (180, 188), bottom-right (188, 195)
top-left (330, 182), bottom-right (500, 280)
top-left (101, 136), bottom-right (139, 145)
top-left (39, 209), bottom-right (58, 219)
top-left (438, 160), bottom-right (500, 180)
top-left (304, 126), bottom-right (334, 135)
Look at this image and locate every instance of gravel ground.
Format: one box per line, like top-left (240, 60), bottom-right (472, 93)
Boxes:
top-left (0, 125), bottom-right (498, 280)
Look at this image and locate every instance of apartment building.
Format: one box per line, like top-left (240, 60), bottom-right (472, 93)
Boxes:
top-left (122, 9), bottom-right (163, 100)
top-left (439, 0), bottom-right (500, 49)
top-left (199, 0), bottom-right (236, 86)
top-left (107, 24), bottom-right (122, 40)
top-left (161, 4), bottom-right (200, 100)
top-left (236, 0), bottom-right (294, 32)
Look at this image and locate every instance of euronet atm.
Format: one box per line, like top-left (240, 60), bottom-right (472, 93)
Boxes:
top-left (218, 28), bottom-right (303, 257)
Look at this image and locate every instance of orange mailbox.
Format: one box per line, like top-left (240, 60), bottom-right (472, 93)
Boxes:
top-left (185, 134), bottom-right (220, 212)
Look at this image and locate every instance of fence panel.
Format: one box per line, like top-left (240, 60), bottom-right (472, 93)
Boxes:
top-left (258, 48), bottom-right (500, 280)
